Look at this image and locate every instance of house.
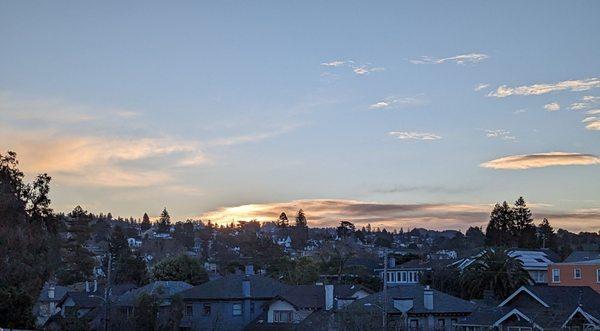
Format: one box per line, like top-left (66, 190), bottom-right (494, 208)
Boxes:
top-left (456, 285), bottom-right (600, 330)
top-left (339, 285), bottom-right (475, 330)
top-left (428, 250), bottom-right (458, 260)
top-left (114, 281), bottom-right (193, 323)
top-left (454, 249), bottom-right (560, 284)
top-left (246, 284), bottom-right (371, 330)
top-left (548, 251), bottom-right (600, 293)
top-left (127, 237), bottom-right (142, 248)
top-left (376, 257), bottom-right (457, 286)
top-left (33, 283), bottom-right (69, 328)
top-left (178, 267), bottom-right (288, 331)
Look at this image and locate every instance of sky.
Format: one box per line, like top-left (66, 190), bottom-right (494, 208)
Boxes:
top-left (1, 1), bottom-right (599, 232)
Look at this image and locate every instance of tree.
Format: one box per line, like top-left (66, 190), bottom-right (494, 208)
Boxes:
top-left (141, 213), bottom-right (151, 231)
top-left (485, 201), bottom-right (515, 247)
top-left (537, 218), bottom-right (558, 251)
top-left (276, 212), bottom-right (289, 228)
top-left (460, 249), bottom-right (531, 300)
top-left (291, 209), bottom-right (308, 249)
top-left (513, 197), bottom-right (537, 248)
top-left (56, 206), bottom-right (95, 284)
top-left (0, 151), bottom-right (56, 328)
top-left (336, 221), bottom-right (356, 238)
top-left (108, 226), bottom-right (148, 285)
top-left (157, 208), bottom-right (171, 233)
top-left (152, 255), bottom-right (208, 285)
top-left (134, 293), bottom-right (159, 331)
top-left (465, 226), bottom-right (485, 248)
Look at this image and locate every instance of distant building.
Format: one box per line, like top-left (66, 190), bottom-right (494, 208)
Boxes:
top-left (548, 251), bottom-right (600, 293)
top-left (376, 257), bottom-right (457, 286)
top-left (454, 248), bottom-right (560, 284)
top-left (114, 281), bottom-right (193, 322)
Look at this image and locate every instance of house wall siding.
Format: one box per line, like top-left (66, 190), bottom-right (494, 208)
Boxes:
top-left (548, 263), bottom-right (600, 293)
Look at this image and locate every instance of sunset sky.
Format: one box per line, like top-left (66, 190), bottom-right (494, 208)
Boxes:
top-left (1, 1), bottom-right (599, 232)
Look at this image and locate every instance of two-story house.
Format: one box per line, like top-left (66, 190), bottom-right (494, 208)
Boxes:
top-left (548, 251), bottom-right (600, 293)
top-left (178, 270), bottom-right (287, 331)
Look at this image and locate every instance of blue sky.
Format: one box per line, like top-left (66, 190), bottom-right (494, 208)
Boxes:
top-left (1, 1), bottom-right (599, 231)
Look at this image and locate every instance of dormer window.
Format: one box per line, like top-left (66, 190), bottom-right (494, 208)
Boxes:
top-left (274, 310), bottom-right (293, 323)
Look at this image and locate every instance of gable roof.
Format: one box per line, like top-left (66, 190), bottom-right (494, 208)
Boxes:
top-left (270, 284), bottom-right (372, 310)
top-left (564, 251), bottom-right (600, 263)
top-left (346, 285), bottom-right (475, 314)
top-left (180, 275), bottom-right (286, 300)
top-left (116, 281), bottom-right (192, 306)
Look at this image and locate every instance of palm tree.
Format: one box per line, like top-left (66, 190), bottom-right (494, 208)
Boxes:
top-left (460, 249), bottom-right (531, 300)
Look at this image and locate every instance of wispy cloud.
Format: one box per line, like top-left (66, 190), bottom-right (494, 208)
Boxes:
top-left (369, 95), bottom-right (428, 110)
top-left (543, 102), bottom-right (560, 112)
top-left (411, 53), bottom-right (489, 65)
top-left (480, 152), bottom-right (600, 170)
top-left (320, 60), bottom-right (347, 67)
top-left (389, 131), bottom-right (442, 141)
top-left (570, 95), bottom-right (600, 110)
top-left (474, 83), bottom-right (490, 91)
top-left (484, 129), bottom-right (516, 141)
top-left (488, 78), bottom-right (600, 98)
top-left (584, 118), bottom-right (600, 130)
top-left (587, 109), bottom-right (600, 115)
top-left (319, 59), bottom-right (384, 76)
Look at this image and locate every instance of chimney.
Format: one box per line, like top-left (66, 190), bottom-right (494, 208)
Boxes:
top-left (424, 285), bottom-right (433, 310)
top-left (242, 277), bottom-right (251, 298)
top-left (48, 285), bottom-right (55, 299)
top-left (85, 281), bottom-right (90, 293)
top-left (389, 257), bottom-right (396, 268)
top-left (93, 279), bottom-right (98, 292)
top-left (325, 284), bottom-right (334, 311)
top-left (245, 264), bottom-right (254, 275)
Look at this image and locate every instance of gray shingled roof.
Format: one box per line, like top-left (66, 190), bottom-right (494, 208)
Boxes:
top-left (525, 285), bottom-right (600, 315)
top-left (116, 281), bottom-right (192, 306)
top-left (38, 284), bottom-right (69, 302)
top-left (346, 285), bottom-right (475, 314)
top-left (564, 251), bottom-right (600, 263)
top-left (180, 275), bottom-right (287, 300)
top-left (272, 284), bottom-right (371, 309)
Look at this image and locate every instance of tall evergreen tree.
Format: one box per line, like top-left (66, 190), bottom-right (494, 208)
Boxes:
top-left (157, 208), bottom-right (171, 233)
top-left (141, 212), bottom-right (151, 231)
top-left (485, 201), bottom-right (515, 247)
top-left (276, 212), bottom-right (289, 228)
top-left (291, 209), bottom-right (308, 249)
top-left (537, 218), bottom-right (558, 251)
top-left (0, 151), bottom-right (56, 328)
top-left (513, 197), bottom-right (537, 248)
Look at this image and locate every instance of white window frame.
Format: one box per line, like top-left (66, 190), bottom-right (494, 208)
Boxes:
top-left (232, 303), bottom-right (242, 316)
top-left (274, 310), bottom-right (293, 323)
top-left (552, 268), bottom-right (560, 283)
top-left (573, 268), bottom-right (581, 279)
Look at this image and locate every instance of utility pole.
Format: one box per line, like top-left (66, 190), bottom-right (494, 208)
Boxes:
top-left (104, 253), bottom-right (112, 331)
top-left (382, 252), bottom-right (387, 330)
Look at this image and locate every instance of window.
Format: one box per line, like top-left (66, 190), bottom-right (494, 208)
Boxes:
top-left (451, 318), bottom-right (458, 326)
top-left (574, 268), bottom-right (581, 279)
top-left (552, 268), bottom-right (560, 283)
top-left (185, 304), bottom-right (193, 316)
top-left (274, 310), bottom-right (293, 323)
top-left (533, 271), bottom-right (546, 283)
top-left (232, 303), bottom-right (242, 316)
top-left (203, 304), bottom-right (211, 315)
top-left (401, 271), bottom-right (407, 282)
top-left (409, 319), bottom-right (419, 330)
top-left (597, 269), bottom-right (600, 283)
top-left (437, 318), bottom-right (445, 328)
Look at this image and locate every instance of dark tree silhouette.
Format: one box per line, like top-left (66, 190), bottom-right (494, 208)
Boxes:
top-left (157, 208), bottom-right (171, 233)
top-left (141, 212), bottom-right (151, 231)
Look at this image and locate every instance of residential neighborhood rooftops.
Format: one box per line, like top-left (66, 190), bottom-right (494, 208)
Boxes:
top-left (348, 284), bottom-right (475, 314)
top-left (179, 274), bottom-right (286, 300)
top-left (116, 281), bottom-right (192, 306)
top-left (563, 250), bottom-right (600, 263)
